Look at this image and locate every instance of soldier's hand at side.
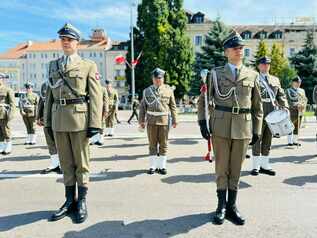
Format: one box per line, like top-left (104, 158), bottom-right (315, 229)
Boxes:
top-left (45, 127), bottom-right (55, 142)
top-left (87, 127), bottom-right (100, 138)
top-left (198, 120), bottom-right (210, 140)
top-left (172, 123), bottom-right (177, 128)
top-left (140, 122), bottom-right (145, 129)
top-left (249, 134), bottom-right (260, 145)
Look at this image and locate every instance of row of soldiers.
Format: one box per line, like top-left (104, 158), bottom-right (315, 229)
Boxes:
top-left (0, 24), bottom-right (312, 226)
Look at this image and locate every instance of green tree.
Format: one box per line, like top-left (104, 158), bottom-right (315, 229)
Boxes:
top-left (290, 30), bottom-right (317, 103)
top-left (191, 18), bottom-right (229, 95)
top-left (126, 0), bottom-right (194, 98)
top-left (252, 40), bottom-right (269, 68)
top-left (278, 64), bottom-right (297, 89)
top-left (270, 43), bottom-right (287, 76)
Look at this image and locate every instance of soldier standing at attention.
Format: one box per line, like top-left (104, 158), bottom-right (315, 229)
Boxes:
top-left (0, 73), bottom-right (15, 155)
top-left (251, 56), bottom-right (288, 176)
top-left (44, 23), bottom-right (103, 223)
top-left (139, 68), bottom-right (178, 175)
top-left (286, 77), bottom-right (308, 146)
top-left (37, 81), bottom-right (61, 174)
top-left (20, 82), bottom-right (38, 145)
top-left (104, 80), bottom-right (118, 136)
top-left (198, 31), bottom-right (263, 225)
top-left (128, 95), bottom-right (139, 124)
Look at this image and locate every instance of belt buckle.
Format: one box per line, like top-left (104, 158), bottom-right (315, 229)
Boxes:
top-left (232, 107), bottom-right (240, 114)
top-left (60, 98), bottom-right (66, 106)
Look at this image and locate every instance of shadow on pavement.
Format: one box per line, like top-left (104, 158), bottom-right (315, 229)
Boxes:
top-left (56, 169), bottom-right (147, 183)
top-left (25, 145), bottom-right (48, 150)
top-left (271, 155), bottom-right (316, 164)
top-left (169, 138), bottom-right (199, 145)
top-left (63, 213), bottom-right (211, 238)
top-left (92, 154), bottom-right (148, 162)
top-left (99, 143), bottom-right (148, 149)
top-left (161, 171), bottom-right (251, 189)
top-left (283, 174), bottom-right (317, 187)
top-left (0, 155), bottom-right (48, 162)
top-left (169, 156), bottom-right (204, 164)
top-left (0, 211), bottom-right (52, 232)
top-left (0, 169), bottom-right (43, 180)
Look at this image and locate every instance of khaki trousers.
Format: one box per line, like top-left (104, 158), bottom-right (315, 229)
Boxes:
top-left (147, 124), bottom-right (169, 156)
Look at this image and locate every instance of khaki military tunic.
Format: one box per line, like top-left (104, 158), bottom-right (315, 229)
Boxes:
top-left (37, 82), bottom-right (57, 155)
top-left (198, 64), bottom-right (263, 191)
top-left (252, 74), bottom-right (288, 156)
top-left (139, 84), bottom-right (178, 156)
top-left (44, 55), bottom-right (103, 186)
top-left (105, 88), bottom-right (118, 128)
top-left (0, 84), bottom-right (15, 141)
top-left (101, 87), bottom-right (109, 134)
top-left (286, 87), bottom-right (307, 135)
top-left (20, 92), bottom-right (38, 134)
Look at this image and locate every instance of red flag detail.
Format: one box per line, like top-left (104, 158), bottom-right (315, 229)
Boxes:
top-left (115, 55), bottom-right (126, 64)
top-left (132, 59), bottom-right (139, 66)
top-left (204, 139), bottom-right (213, 162)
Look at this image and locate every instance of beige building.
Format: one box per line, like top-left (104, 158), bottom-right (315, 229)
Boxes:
top-left (0, 29), bottom-right (128, 100)
top-left (185, 11), bottom-right (317, 63)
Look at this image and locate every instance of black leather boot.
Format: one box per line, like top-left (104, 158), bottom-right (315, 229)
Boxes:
top-left (213, 190), bottom-right (227, 225)
top-left (50, 186), bottom-right (76, 221)
top-left (75, 186), bottom-right (88, 223)
top-left (226, 189), bottom-right (245, 225)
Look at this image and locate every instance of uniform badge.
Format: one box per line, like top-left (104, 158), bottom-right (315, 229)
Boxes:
top-left (95, 72), bottom-right (100, 80)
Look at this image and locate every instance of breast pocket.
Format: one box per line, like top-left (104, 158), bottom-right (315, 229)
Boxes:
top-left (242, 80), bottom-right (254, 96)
top-left (68, 71), bottom-right (83, 88)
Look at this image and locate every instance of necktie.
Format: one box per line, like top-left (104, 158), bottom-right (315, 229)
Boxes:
top-left (235, 68), bottom-right (239, 81)
top-left (64, 56), bottom-right (70, 67)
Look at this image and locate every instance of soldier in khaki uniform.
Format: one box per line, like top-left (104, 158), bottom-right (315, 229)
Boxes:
top-left (20, 82), bottom-right (38, 145)
top-left (0, 73), bottom-right (15, 155)
top-left (104, 80), bottom-right (118, 136)
top-left (286, 77), bottom-right (308, 146)
top-left (37, 81), bottom-right (61, 174)
top-left (90, 83), bottom-right (109, 145)
top-left (251, 56), bottom-right (288, 176)
top-left (198, 31), bottom-right (263, 225)
top-left (128, 96), bottom-right (139, 124)
top-left (44, 23), bottom-right (103, 223)
top-left (139, 68), bottom-right (178, 175)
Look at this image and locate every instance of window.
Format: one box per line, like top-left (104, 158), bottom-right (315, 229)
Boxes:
top-left (33, 54), bottom-right (36, 59)
top-left (195, 35), bottom-right (203, 46)
top-left (260, 32), bottom-right (267, 39)
top-left (194, 15), bottom-right (204, 23)
top-left (93, 52), bottom-right (97, 57)
top-left (41, 53), bottom-right (44, 59)
top-left (289, 48), bottom-right (296, 56)
top-left (89, 52), bottom-right (93, 57)
top-left (115, 69), bottom-right (121, 77)
top-left (241, 31), bottom-right (252, 39)
top-left (244, 48), bottom-right (251, 57)
top-left (100, 52), bottom-right (103, 58)
top-left (34, 73), bottom-right (36, 79)
top-left (53, 53), bottom-right (56, 58)
top-left (45, 54), bottom-right (48, 59)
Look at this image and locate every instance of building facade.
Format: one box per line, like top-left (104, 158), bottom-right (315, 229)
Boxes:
top-left (185, 11), bottom-right (317, 63)
top-left (0, 29), bottom-right (129, 101)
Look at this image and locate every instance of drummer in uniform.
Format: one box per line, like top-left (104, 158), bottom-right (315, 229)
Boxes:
top-left (19, 82), bottom-right (38, 145)
top-left (37, 81), bottom-right (61, 174)
top-left (139, 68), bottom-right (178, 175)
top-left (198, 31), bottom-right (263, 225)
top-left (251, 56), bottom-right (288, 176)
top-left (286, 76), bottom-right (308, 146)
top-left (0, 73), bottom-right (15, 155)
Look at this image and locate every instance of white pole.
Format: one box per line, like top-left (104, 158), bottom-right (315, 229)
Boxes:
top-left (130, 0), bottom-right (136, 106)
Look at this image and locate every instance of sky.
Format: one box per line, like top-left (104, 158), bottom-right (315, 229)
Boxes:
top-left (0, 0), bottom-right (316, 52)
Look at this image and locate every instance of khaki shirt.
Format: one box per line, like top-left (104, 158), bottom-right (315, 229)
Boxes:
top-left (198, 64), bottom-right (263, 139)
top-left (107, 88), bottom-right (118, 107)
top-left (286, 87), bottom-right (307, 116)
top-left (0, 84), bottom-right (15, 120)
top-left (259, 74), bottom-right (288, 117)
top-left (44, 56), bottom-right (103, 132)
top-left (20, 92), bottom-right (38, 117)
top-left (139, 84), bottom-right (178, 125)
top-left (102, 87), bottom-right (109, 117)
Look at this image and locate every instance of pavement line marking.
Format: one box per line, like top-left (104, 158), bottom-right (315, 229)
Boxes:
top-left (0, 173), bottom-right (109, 178)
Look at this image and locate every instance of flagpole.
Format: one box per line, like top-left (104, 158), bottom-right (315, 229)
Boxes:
top-left (130, 0), bottom-right (136, 105)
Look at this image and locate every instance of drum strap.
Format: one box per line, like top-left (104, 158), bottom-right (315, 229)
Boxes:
top-left (259, 76), bottom-right (277, 108)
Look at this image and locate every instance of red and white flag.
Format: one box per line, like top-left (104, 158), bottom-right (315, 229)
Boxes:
top-left (115, 55), bottom-right (126, 64)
